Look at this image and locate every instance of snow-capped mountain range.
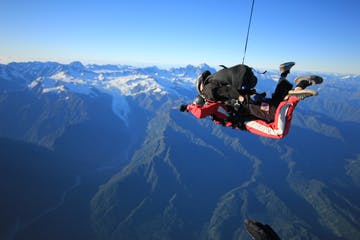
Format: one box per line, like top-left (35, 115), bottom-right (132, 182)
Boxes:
top-left (1, 61), bottom-right (359, 125)
top-left (3, 61), bottom-right (358, 97)
top-left (1, 61), bottom-right (216, 123)
top-left (1, 61), bottom-right (214, 96)
top-left (1, 61), bottom-right (360, 240)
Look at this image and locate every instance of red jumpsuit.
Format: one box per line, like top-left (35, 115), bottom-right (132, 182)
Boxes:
top-left (186, 97), bottom-right (300, 139)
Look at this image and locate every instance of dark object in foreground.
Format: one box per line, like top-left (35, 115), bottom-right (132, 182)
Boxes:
top-left (244, 219), bottom-right (281, 240)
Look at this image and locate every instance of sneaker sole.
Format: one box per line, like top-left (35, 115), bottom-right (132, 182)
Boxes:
top-left (288, 89), bottom-right (318, 95)
top-left (279, 62), bottom-right (295, 72)
top-left (284, 89), bottom-right (318, 100)
top-left (295, 75), bottom-right (323, 86)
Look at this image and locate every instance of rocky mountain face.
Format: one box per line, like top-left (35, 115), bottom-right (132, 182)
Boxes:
top-left (0, 62), bottom-right (359, 240)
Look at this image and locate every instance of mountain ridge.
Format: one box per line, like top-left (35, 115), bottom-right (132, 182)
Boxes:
top-left (0, 61), bottom-right (359, 240)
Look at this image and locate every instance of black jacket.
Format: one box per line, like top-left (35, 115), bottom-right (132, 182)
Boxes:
top-left (201, 81), bottom-right (240, 102)
top-left (201, 64), bottom-right (257, 101)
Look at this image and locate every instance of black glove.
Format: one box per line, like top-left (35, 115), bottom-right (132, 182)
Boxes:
top-left (244, 219), bottom-right (281, 240)
top-left (252, 92), bottom-right (267, 103)
top-left (225, 99), bottom-right (242, 112)
top-left (179, 105), bottom-right (187, 112)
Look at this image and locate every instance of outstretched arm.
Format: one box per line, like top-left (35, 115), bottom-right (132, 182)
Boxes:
top-left (180, 102), bottom-right (223, 119)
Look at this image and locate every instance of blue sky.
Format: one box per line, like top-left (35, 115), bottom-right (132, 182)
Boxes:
top-left (1, 0), bottom-right (359, 74)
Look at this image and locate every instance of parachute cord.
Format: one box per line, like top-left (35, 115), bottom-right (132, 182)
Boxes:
top-left (242, 0), bottom-right (255, 64)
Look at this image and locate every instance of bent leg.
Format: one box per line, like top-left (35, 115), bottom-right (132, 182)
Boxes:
top-left (247, 101), bottom-right (277, 122)
top-left (244, 97), bottom-right (300, 139)
top-left (271, 79), bottom-right (293, 107)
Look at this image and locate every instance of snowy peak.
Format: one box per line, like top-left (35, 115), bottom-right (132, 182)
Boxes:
top-left (3, 61), bottom-right (360, 109)
top-left (1, 61), bottom-right (217, 97)
top-left (1, 60), bottom-right (360, 130)
top-left (1, 62), bottom-right (216, 125)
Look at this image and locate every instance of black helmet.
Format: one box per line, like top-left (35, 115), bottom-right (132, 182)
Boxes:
top-left (193, 95), bottom-right (205, 106)
top-left (196, 70), bottom-right (211, 94)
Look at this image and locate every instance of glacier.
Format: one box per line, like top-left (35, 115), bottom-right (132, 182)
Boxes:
top-left (1, 61), bottom-right (217, 125)
top-left (1, 61), bottom-right (360, 240)
top-left (2, 61), bottom-right (360, 126)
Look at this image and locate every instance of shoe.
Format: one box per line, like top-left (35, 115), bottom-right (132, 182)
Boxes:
top-left (295, 75), bottom-right (323, 88)
top-left (285, 89), bottom-right (318, 100)
top-left (244, 219), bottom-right (281, 240)
top-left (244, 220), bottom-right (267, 240)
top-left (279, 62), bottom-right (295, 74)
